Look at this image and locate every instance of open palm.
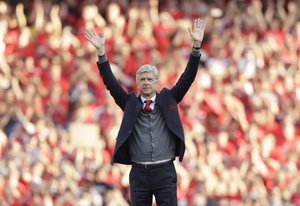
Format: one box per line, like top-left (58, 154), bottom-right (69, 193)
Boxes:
top-left (84, 29), bottom-right (105, 49)
top-left (189, 18), bottom-right (206, 44)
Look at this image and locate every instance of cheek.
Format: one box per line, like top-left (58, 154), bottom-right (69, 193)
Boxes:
top-left (137, 83), bottom-right (143, 90)
top-left (152, 83), bottom-right (158, 90)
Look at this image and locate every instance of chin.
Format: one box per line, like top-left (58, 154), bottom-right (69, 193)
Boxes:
top-left (142, 91), bottom-right (150, 95)
top-left (142, 93), bottom-right (152, 97)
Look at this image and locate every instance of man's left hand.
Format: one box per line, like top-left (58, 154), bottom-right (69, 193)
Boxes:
top-left (189, 18), bottom-right (206, 47)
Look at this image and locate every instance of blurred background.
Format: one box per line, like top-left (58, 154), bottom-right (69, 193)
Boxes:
top-left (0, 0), bottom-right (300, 205)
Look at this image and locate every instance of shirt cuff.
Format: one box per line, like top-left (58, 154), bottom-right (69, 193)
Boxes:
top-left (98, 54), bottom-right (108, 63)
top-left (191, 47), bottom-right (201, 57)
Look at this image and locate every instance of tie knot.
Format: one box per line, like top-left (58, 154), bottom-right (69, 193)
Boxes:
top-left (144, 100), bottom-right (152, 106)
top-left (144, 100), bottom-right (153, 112)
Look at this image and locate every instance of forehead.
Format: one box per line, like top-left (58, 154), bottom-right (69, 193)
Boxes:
top-left (138, 72), bottom-right (155, 79)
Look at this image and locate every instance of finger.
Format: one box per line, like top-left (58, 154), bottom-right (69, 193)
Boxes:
top-left (194, 19), bottom-right (197, 30)
top-left (188, 27), bottom-right (192, 38)
top-left (91, 29), bottom-right (98, 37)
top-left (85, 29), bottom-right (93, 38)
top-left (84, 30), bottom-right (92, 39)
top-left (84, 33), bottom-right (91, 41)
top-left (198, 18), bottom-right (202, 28)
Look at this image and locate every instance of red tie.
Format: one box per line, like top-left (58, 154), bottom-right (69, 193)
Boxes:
top-left (144, 100), bottom-right (153, 112)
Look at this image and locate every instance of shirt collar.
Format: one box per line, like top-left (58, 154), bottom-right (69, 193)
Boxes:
top-left (141, 94), bottom-right (156, 103)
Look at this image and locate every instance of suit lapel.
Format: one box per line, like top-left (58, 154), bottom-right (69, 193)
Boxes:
top-left (154, 92), bottom-right (161, 109)
top-left (135, 95), bottom-right (143, 114)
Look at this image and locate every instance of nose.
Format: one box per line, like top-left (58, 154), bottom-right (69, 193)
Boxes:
top-left (141, 79), bottom-right (150, 85)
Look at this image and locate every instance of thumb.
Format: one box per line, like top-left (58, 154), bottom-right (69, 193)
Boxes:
top-left (188, 27), bottom-right (196, 41)
top-left (188, 27), bottom-right (191, 35)
top-left (188, 27), bottom-right (193, 39)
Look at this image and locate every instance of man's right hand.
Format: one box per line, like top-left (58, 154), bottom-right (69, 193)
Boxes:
top-left (84, 29), bottom-right (106, 56)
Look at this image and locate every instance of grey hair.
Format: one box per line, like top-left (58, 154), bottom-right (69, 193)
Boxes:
top-left (136, 64), bottom-right (158, 82)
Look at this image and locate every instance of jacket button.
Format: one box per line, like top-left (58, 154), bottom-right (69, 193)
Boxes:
top-left (128, 130), bottom-right (132, 134)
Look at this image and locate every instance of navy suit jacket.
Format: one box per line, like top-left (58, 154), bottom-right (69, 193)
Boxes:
top-left (97, 52), bottom-right (201, 165)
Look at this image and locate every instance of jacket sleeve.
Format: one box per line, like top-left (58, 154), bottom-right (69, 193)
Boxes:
top-left (97, 56), bottom-right (128, 111)
top-left (171, 50), bottom-right (201, 103)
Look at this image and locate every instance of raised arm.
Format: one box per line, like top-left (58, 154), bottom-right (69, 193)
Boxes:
top-left (84, 29), bottom-right (128, 110)
top-left (171, 18), bottom-right (206, 103)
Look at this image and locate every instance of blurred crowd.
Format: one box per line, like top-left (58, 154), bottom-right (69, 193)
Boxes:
top-left (0, 0), bottom-right (300, 205)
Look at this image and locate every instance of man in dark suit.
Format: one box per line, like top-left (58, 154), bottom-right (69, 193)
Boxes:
top-left (84, 18), bottom-right (206, 206)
